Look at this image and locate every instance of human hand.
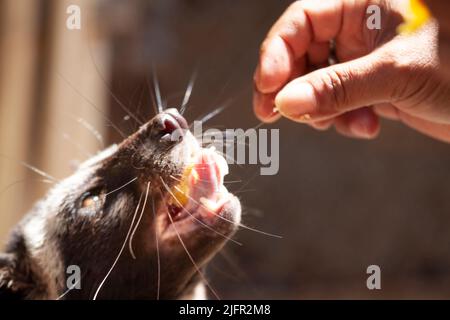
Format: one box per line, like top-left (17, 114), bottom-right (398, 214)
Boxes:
top-left (424, 0), bottom-right (450, 78)
top-left (253, 0), bottom-right (450, 142)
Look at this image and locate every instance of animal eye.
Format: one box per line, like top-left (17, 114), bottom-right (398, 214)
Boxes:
top-left (79, 190), bottom-right (104, 214)
top-left (81, 195), bottom-right (100, 209)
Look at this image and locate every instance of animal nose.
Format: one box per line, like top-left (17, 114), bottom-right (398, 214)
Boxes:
top-left (151, 108), bottom-right (188, 143)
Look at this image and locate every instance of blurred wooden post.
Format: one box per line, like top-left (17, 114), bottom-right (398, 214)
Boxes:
top-left (39, 0), bottom-right (108, 184)
top-left (0, 0), bottom-right (108, 246)
top-left (0, 0), bottom-right (40, 244)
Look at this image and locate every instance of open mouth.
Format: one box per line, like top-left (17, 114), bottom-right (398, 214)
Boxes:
top-left (149, 109), bottom-right (238, 236)
top-left (166, 147), bottom-right (231, 225)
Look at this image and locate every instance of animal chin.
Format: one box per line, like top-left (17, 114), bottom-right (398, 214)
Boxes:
top-left (166, 146), bottom-right (233, 228)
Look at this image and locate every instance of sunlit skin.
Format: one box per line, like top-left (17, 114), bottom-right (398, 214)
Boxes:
top-left (424, 0), bottom-right (450, 78)
top-left (253, 0), bottom-right (450, 142)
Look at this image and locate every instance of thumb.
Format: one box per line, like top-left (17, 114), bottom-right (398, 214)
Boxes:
top-left (275, 53), bottom-right (396, 122)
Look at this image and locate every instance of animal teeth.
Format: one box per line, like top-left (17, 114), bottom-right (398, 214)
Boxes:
top-left (199, 194), bottom-right (230, 214)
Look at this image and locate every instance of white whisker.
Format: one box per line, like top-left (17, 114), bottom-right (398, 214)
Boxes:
top-left (152, 197), bottom-right (161, 300)
top-left (92, 192), bottom-right (143, 300)
top-left (56, 72), bottom-right (127, 139)
top-left (0, 178), bottom-right (53, 199)
top-left (86, 31), bottom-right (143, 126)
top-left (195, 104), bottom-right (227, 125)
top-left (129, 182), bottom-right (151, 259)
top-left (152, 68), bottom-right (164, 113)
top-left (160, 177), bottom-right (242, 246)
top-left (173, 185), bottom-right (282, 239)
top-left (76, 117), bottom-right (105, 148)
top-left (61, 132), bottom-right (93, 158)
top-left (160, 192), bottom-right (220, 300)
top-left (105, 177), bottom-right (138, 197)
top-left (251, 122), bottom-right (265, 130)
top-left (19, 161), bottom-right (58, 182)
top-left (180, 70), bottom-right (198, 115)
top-left (56, 278), bottom-right (81, 300)
top-left (169, 174), bottom-right (241, 185)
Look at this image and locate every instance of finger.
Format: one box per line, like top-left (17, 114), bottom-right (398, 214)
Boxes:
top-left (398, 111), bottom-right (450, 143)
top-left (373, 103), bottom-right (400, 121)
top-left (334, 107), bottom-right (380, 139)
top-left (423, 0), bottom-right (450, 78)
top-left (253, 90), bottom-right (281, 123)
top-left (254, 0), bottom-right (344, 93)
top-left (254, 35), bottom-right (294, 94)
top-left (254, 57), bottom-right (306, 122)
top-left (309, 119), bottom-right (334, 131)
top-left (275, 52), bottom-right (398, 123)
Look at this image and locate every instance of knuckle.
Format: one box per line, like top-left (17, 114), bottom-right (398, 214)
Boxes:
top-left (319, 68), bottom-right (350, 112)
top-left (379, 50), bottom-right (428, 104)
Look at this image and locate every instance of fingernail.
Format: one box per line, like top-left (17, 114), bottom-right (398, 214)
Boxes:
top-left (275, 82), bottom-right (317, 120)
top-left (253, 90), bottom-right (279, 123)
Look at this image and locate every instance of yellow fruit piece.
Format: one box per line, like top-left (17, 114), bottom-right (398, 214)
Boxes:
top-left (397, 0), bottom-right (431, 34)
top-left (170, 165), bottom-right (194, 207)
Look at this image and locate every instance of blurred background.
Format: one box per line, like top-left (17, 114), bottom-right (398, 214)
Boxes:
top-left (1, 0), bottom-right (450, 299)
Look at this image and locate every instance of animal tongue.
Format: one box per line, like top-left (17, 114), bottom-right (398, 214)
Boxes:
top-left (169, 147), bottom-right (229, 215)
top-left (189, 148), bottom-right (228, 201)
top-left (190, 148), bottom-right (230, 216)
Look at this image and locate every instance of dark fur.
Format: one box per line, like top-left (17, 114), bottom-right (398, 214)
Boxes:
top-left (0, 109), bottom-right (240, 299)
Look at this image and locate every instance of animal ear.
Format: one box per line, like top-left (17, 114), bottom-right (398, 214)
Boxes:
top-left (0, 253), bottom-right (30, 299)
